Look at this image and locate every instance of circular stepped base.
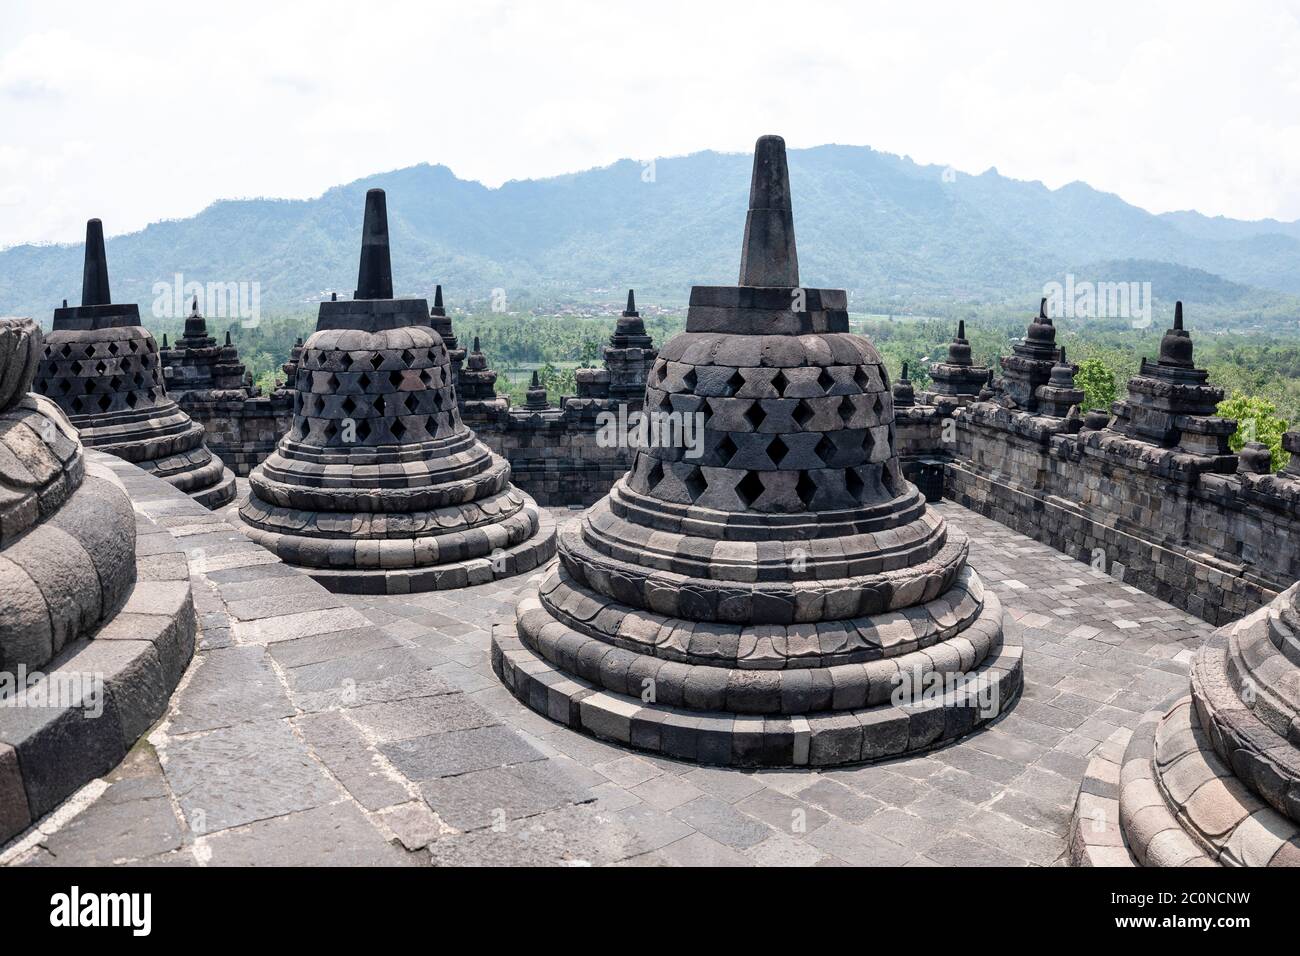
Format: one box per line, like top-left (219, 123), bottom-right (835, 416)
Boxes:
top-left (0, 463), bottom-right (197, 845)
top-left (491, 600), bottom-right (1022, 768)
top-left (187, 466), bottom-right (236, 509)
top-left (1070, 695), bottom-right (1300, 867)
top-left (260, 506), bottom-right (558, 596)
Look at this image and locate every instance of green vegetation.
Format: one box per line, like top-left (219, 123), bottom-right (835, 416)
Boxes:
top-left (1074, 358), bottom-right (1118, 412)
top-left (1217, 393), bottom-right (1291, 472)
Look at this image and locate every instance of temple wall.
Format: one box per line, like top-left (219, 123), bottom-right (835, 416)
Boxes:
top-left (935, 403), bottom-right (1300, 626)
top-left (182, 394), bottom-right (293, 477)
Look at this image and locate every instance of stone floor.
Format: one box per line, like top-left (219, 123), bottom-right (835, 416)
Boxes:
top-left (0, 487), bottom-right (1214, 867)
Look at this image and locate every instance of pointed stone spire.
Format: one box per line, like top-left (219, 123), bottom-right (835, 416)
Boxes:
top-left (738, 135), bottom-right (799, 287)
top-left (624, 289), bottom-right (638, 316)
top-left (162, 333), bottom-right (169, 348)
top-left (530, 370), bottom-right (541, 388)
top-left (190, 295), bottom-right (200, 317)
top-left (81, 219), bottom-right (112, 307)
top-left (354, 188), bottom-right (394, 300)
top-left (1039, 297), bottom-right (1048, 320)
top-left (473, 335), bottom-right (481, 352)
top-left (432, 284), bottom-right (446, 317)
top-left (224, 330), bottom-right (232, 347)
top-left (957, 319), bottom-right (966, 340)
top-left (902, 361), bottom-right (910, 380)
top-left (1158, 300), bottom-right (1194, 368)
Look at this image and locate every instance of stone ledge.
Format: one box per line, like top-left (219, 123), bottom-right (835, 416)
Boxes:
top-left (491, 615), bottom-right (1022, 768)
top-left (0, 497), bottom-right (196, 842)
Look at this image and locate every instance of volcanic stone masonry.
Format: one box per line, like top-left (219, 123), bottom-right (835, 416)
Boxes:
top-left (158, 297), bottom-right (294, 476)
top-left (0, 316), bottom-right (196, 844)
top-left (895, 300), bottom-right (1300, 627)
top-left (232, 188), bottom-right (556, 594)
top-left (33, 219), bottom-right (237, 509)
top-left (492, 135), bottom-right (1023, 767)
top-left (1071, 580), bottom-right (1300, 867)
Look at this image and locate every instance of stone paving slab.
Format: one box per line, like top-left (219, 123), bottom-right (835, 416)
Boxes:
top-left (2, 497), bottom-right (1217, 867)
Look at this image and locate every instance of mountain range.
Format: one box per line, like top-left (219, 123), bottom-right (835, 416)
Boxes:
top-left (2, 144), bottom-right (1299, 325)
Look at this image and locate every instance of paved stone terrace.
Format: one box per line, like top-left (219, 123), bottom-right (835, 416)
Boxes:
top-left (0, 485), bottom-right (1213, 867)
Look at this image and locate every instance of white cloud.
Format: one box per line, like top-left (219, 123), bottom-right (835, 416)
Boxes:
top-left (1, 0), bottom-right (1298, 246)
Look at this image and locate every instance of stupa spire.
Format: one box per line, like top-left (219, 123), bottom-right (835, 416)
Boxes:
top-left (81, 219), bottom-right (112, 307)
top-left (354, 188), bottom-right (394, 300)
top-left (738, 135), bottom-right (799, 287)
top-left (624, 289), bottom-right (637, 316)
top-left (432, 284), bottom-right (445, 316)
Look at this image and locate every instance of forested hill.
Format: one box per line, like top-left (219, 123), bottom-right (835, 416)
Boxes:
top-left (3, 144), bottom-right (1300, 323)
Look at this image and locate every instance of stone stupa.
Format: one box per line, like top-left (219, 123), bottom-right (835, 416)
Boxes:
top-left (492, 136), bottom-right (1022, 767)
top-left (34, 220), bottom-right (236, 508)
top-left (0, 316), bottom-right (196, 842)
top-left (233, 189), bottom-right (555, 594)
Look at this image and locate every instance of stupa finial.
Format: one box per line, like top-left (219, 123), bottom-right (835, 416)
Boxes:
top-left (1174, 301), bottom-right (1184, 330)
top-left (1038, 297), bottom-right (1048, 321)
top-left (901, 361), bottom-right (909, 380)
top-left (957, 319), bottom-right (966, 341)
top-left (624, 289), bottom-right (637, 316)
top-left (354, 188), bottom-right (394, 300)
top-left (190, 295), bottom-right (200, 317)
top-left (81, 219), bottom-right (112, 307)
top-left (738, 135), bottom-right (799, 287)
top-left (432, 284), bottom-right (445, 315)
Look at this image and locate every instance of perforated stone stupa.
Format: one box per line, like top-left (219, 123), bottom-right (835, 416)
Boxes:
top-left (233, 189), bottom-right (555, 594)
top-left (493, 136), bottom-right (1022, 767)
top-left (34, 220), bottom-right (236, 509)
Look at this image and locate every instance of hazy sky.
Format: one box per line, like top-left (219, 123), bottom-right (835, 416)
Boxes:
top-left (2, 0), bottom-right (1299, 247)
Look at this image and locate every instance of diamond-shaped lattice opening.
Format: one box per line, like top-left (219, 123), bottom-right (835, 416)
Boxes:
top-left (391, 419), bottom-right (407, 441)
top-left (327, 373), bottom-right (340, 391)
top-left (71, 397), bottom-right (83, 413)
top-left (818, 368), bottom-right (836, 393)
top-left (97, 393), bottom-right (112, 412)
top-left (796, 471), bottom-right (818, 509)
top-left (60, 343), bottom-right (72, 358)
top-left (792, 400), bottom-right (815, 429)
top-left (85, 344), bottom-right (96, 357)
top-left (369, 352), bottom-right (384, 371)
top-left (323, 421), bottom-right (338, 441)
top-left (815, 435), bottom-right (836, 466)
top-left (873, 394), bottom-right (886, 419)
top-left (684, 467), bottom-right (707, 502)
top-left (846, 468), bottom-right (865, 501)
top-left (682, 367), bottom-right (697, 391)
top-left (340, 353), bottom-right (354, 371)
top-left (403, 393), bottom-right (417, 414)
top-left (356, 420), bottom-right (372, 442)
top-left (401, 349), bottom-right (415, 367)
top-left (744, 401), bottom-right (766, 431)
top-left (657, 391), bottom-right (674, 414)
top-left (736, 470), bottom-right (764, 507)
top-left (839, 395), bottom-right (856, 426)
top-left (108, 342), bottom-right (119, 355)
top-left (389, 370), bottom-right (404, 389)
top-left (645, 458), bottom-right (664, 490)
top-left (128, 340), bottom-right (139, 353)
top-left (133, 373), bottom-right (145, 388)
top-left (84, 379), bottom-right (96, 393)
top-left (358, 372), bottom-right (371, 391)
top-left (881, 463), bottom-right (896, 495)
top-left (767, 435), bottom-right (789, 467)
top-left (432, 390), bottom-right (444, 410)
top-left (341, 396), bottom-right (356, 415)
top-left (109, 376), bottom-right (121, 391)
top-left (771, 370), bottom-right (788, 395)
top-left (419, 370), bottom-right (432, 387)
top-left (863, 429), bottom-right (875, 458)
top-left (57, 379), bottom-right (71, 394)
top-left (374, 395), bottom-right (387, 416)
top-left (726, 369), bottom-right (745, 396)
top-left (43, 345), bottom-right (51, 358)
top-left (125, 391), bottom-right (137, 408)
top-left (70, 360), bottom-right (82, 375)
top-left (854, 366), bottom-right (872, 391)
top-left (716, 433), bottom-right (737, 466)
